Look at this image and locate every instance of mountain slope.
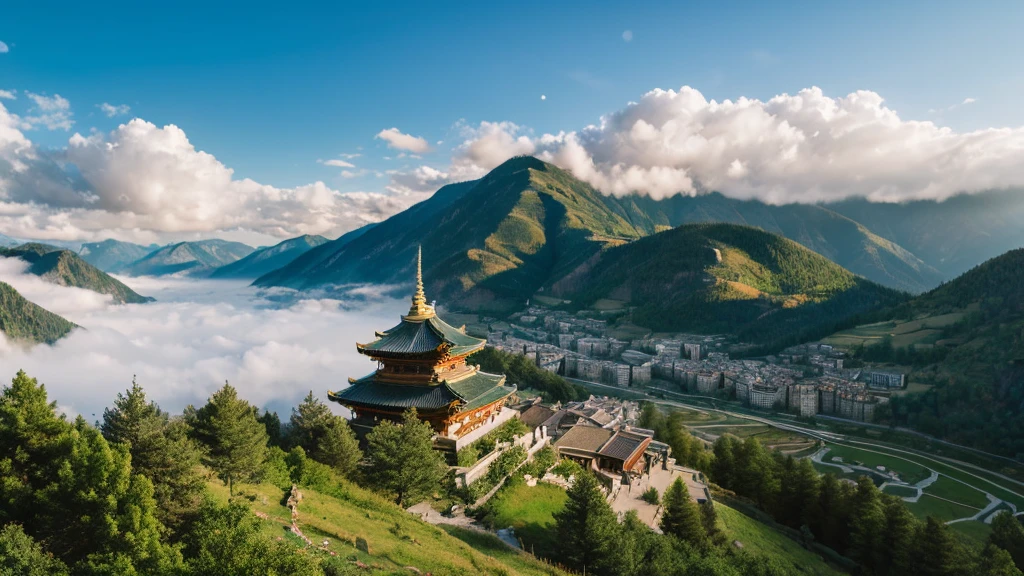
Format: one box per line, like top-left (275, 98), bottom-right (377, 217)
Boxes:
top-left (0, 281), bottom-right (77, 343)
top-left (209, 234), bottom-right (328, 279)
top-left (78, 239), bottom-right (161, 273)
top-left (123, 239), bottom-right (254, 276)
top-left (618, 192), bottom-right (945, 293)
top-left (843, 248), bottom-right (1024, 456)
top-left (0, 243), bottom-right (153, 304)
top-left (257, 156), bottom-right (645, 312)
top-left (828, 190), bottom-right (1024, 280)
top-left (559, 223), bottom-right (907, 347)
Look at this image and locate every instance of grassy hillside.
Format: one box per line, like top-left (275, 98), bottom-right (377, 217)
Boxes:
top-left (0, 281), bottom-right (77, 343)
top-left (125, 239), bottom-right (254, 276)
top-left (78, 239), bottom-right (161, 273)
top-left (561, 223), bottom-right (906, 348)
top-left (211, 234), bottom-right (328, 279)
top-left (850, 248), bottom-right (1024, 455)
top-left (619, 193), bottom-right (944, 293)
top-left (207, 478), bottom-right (567, 576)
top-left (715, 503), bottom-right (845, 576)
top-left (0, 243), bottom-right (152, 304)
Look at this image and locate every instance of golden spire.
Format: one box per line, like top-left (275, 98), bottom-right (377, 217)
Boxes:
top-left (404, 245), bottom-right (434, 320)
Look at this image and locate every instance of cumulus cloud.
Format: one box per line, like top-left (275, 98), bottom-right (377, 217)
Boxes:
top-left (444, 86), bottom-right (1024, 203)
top-left (0, 41), bottom-right (7, 54)
top-left (0, 270), bottom-right (407, 418)
top-left (98, 102), bottom-right (131, 117)
top-left (22, 93), bottom-right (74, 131)
top-left (0, 90), bottom-right (14, 100)
top-left (0, 105), bottom-right (422, 241)
top-left (376, 127), bottom-right (432, 153)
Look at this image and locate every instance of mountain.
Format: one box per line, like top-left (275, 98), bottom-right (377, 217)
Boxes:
top-left (256, 156), bottom-right (646, 312)
top-left (618, 192), bottom-right (945, 293)
top-left (0, 281), bottom-right (77, 343)
top-left (0, 233), bottom-right (20, 247)
top-left (828, 189), bottom-right (1024, 280)
top-left (0, 243), bottom-right (153, 304)
top-left (838, 248), bottom-right (1024, 455)
top-left (123, 239), bottom-right (255, 276)
top-left (209, 234), bottom-right (328, 279)
top-left (558, 223), bottom-right (906, 348)
top-left (78, 239), bottom-right (162, 273)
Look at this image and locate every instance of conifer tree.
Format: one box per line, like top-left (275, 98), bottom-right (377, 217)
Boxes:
top-left (188, 382), bottom-right (268, 495)
top-left (553, 471), bottom-right (620, 576)
top-left (364, 408), bottom-right (447, 506)
top-left (699, 499), bottom-right (721, 543)
top-left (660, 477), bottom-right (705, 546)
top-left (287, 390), bottom-right (333, 451)
top-left (979, 542), bottom-right (1024, 576)
top-left (101, 378), bottom-right (204, 532)
top-left (0, 524), bottom-right (69, 576)
top-left (848, 476), bottom-right (886, 572)
top-left (991, 512), bottom-right (1024, 570)
top-left (316, 415), bottom-right (362, 477)
top-left (916, 516), bottom-right (955, 576)
top-left (880, 493), bottom-right (918, 576)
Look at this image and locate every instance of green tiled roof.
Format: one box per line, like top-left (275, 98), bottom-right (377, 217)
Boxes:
top-left (328, 369), bottom-right (515, 413)
top-left (357, 315), bottom-right (485, 357)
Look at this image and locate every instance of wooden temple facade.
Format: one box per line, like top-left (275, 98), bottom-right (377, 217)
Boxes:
top-left (328, 248), bottom-right (516, 446)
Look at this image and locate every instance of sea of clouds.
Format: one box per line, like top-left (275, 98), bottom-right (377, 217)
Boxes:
top-left (0, 259), bottom-right (407, 420)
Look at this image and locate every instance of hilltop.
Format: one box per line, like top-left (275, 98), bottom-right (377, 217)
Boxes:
top-left (0, 243), bottom-right (153, 304)
top-left (559, 223), bottom-right (906, 348)
top-left (124, 239), bottom-right (254, 276)
top-left (0, 281), bottom-right (77, 343)
top-left (78, 239), bottom-right (162, 273)
top-left (256, 156), bottom-right (645, 311)
top-left (210, 234), bottom-right (328, 279)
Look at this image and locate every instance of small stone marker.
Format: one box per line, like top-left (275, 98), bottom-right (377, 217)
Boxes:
top-left (356, 536), bottom-right (370, 554)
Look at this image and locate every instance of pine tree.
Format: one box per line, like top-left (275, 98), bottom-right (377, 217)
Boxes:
top-left (553, 471), bottom-right (620, 576)
top-left (364, 408), bottom-right (447, 507)
top-left (849, 477), bottom-right (886, 573)
top-left (711, 435), bottom-right (737, 489)
top-left (101, 379), bottom-right (204, 533)
top-left (916, 516), bottom-right (955, 576)
top-left (287, 390), bottom-right (334, 451)
top-left (699, 499), bottom-right (721, 543)
top-left (880, 493), bottom-right (918, 576)
top-left (257, 409), bottom-right (284, 448)
top-left (315, 416), bottom-right (361, 477)
top-left (991, 512), bottom-right (1024, 569)
top-left (188, 382), bottom-right (268, 495)
top-left (659, 477), bottom-right (705, 546)
top-left (979, 542), bottom-right (1024, 576)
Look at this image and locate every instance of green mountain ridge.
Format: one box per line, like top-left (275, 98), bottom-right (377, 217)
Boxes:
top-left (255, 157), bottom-right (931, 316)
top-left (78, 238), bottom-right (162, 273)
top-left (559, 223), bottom-right (907, 348)
top-left (0, 243), bottom-right (153, 304)
top-left (124, 239), bottom-right (255, 277)
top-left (210, 234), bottom-right (328, 279)
top-left (0, 281), bottom-right (77, 343)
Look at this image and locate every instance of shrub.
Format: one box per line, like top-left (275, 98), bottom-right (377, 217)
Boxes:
top-left (551, 458), bottom-right (585, 480)
top-left (642, 486), bottom-right (660, 505)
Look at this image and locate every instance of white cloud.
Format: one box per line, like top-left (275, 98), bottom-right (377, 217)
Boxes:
top-left (376, 127), bottom-right (432, 153)
top-left (448, 86), bottom-right (1024, 204)
top-left (0, 90), bottom-right (14, 100)
top-left (0, 106), bottom-right (421, 241)
top-left (0, 42), bottom-right (8, 54)
top-left (541, 95), bottom-right (546, 101)
top-left (0, 271), bottom-right (407, 418)
top-left (622, 30), bottom-right (633, 42)
top-left (962, 97), bottom-right (977, 105)
top-left (338, 152), bottom-right (361, 159)
top-left (98, 102), bottom-right (131, 117)
top-left (319, 158), bottom-right (355, 168)
top-left (22, 93), bottom-right (73, 131)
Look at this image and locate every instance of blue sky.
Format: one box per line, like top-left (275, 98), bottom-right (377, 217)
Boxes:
top-left (0, 1), bottom-right (1022, 243)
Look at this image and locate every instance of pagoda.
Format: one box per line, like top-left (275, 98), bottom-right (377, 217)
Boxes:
top-left (328, 248), bottom-right (517, 449)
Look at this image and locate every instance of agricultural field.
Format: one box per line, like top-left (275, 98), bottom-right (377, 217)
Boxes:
top-left (591, 298), bottom-right (627, 311)
top-left (882, 484), bottom-right (918, 498)
top-left (822, 311), bottom-right (965, 349)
